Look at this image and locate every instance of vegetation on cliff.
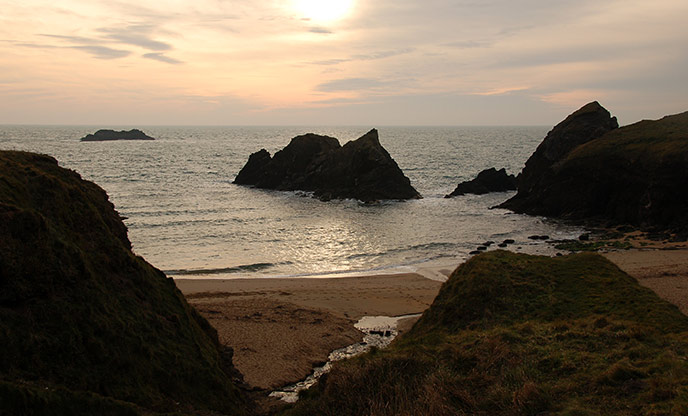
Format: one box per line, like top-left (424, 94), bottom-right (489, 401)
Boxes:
top-left (0, 151), bottom-right (250, 415)
top-left (284, 251), bottom-right (688, 415)
top-left (501, 103), bottom-right (688, 237)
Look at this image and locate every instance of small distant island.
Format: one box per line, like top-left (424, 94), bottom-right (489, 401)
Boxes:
top-left (80, 129), bottom-right (156, 141)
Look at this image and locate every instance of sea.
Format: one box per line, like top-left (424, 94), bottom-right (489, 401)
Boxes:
top-left (0, 125), bottom-right (585, 280)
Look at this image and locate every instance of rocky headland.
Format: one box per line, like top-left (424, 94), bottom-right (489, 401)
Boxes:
top-left (80, 129), bottom-right (155, 141)
top-left (234, 129), bottom-right (421, 202)
top-left (0, 151), bottom-right (250, 415)
top-left (445, 167), bottom-right (517, 198)
top-left (500, 102), bottom-right (688, 238)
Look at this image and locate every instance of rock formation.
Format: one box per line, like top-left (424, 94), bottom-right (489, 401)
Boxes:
top-left (234, 129), bottom-right (421, 202)
top-left (0, 151), bottom-right (250, 415)
top-left (500, 102), bottom-right (688, 236)
top-left (445, 168), bottom-right (517, 198)
top-left (501, 101), bottom-right (618, 211)
top-left (80, 129), bottom-right (155, 141)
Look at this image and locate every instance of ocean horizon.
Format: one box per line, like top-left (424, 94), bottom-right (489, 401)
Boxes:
top-left (0, 125), bottom-right (585, 279)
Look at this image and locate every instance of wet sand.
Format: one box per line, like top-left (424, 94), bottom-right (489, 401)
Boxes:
top-left (177, 273), bottom-right (444, 389)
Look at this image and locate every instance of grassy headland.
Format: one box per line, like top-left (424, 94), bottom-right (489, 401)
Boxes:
top-left (284, 250), bottom-right (688, 415)
top-left (501, 104), bottom-right (688, 238)
top-left (0, 151), bottom-right (250, 415)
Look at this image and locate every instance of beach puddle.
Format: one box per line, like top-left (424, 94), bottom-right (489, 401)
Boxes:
top-left (269, 313), bottom-right (421, 403)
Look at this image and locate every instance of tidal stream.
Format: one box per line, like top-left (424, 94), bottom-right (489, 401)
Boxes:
top-left (269, 313), bottom-right (422, 403)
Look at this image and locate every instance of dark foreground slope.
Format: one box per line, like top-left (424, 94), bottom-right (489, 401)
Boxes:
top-left (0, 151), bottom-right (249, 415)
top-left (285, 251), bottom-right (688, 415)
top-left (234, 129), bottom-right (421, 202)
top-left (501, 103), bottom-right (688, 236)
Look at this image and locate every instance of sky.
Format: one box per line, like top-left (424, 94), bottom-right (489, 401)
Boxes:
top-left (1, 0), bottom-right (687, 126)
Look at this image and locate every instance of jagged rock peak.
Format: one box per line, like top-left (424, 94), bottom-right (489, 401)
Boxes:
top-left (234, 129), bottom-right (421, 202)
top-left (537, 101), bottom-right (618, 163)
top-left (500, 101), bottom-right (618, 211)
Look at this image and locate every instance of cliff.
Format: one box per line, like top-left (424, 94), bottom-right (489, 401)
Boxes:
top-left (500, 103), bottom-right (688, 236)
top-left (285, 251), bottom-right (688, 415)
top-left (0, 151), bottom-right (249, 415)
top-left (234, 129), bottom-right (421, 202)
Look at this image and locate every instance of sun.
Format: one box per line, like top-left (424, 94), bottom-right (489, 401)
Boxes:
top-left (292, 0), bottom-right (355, 22)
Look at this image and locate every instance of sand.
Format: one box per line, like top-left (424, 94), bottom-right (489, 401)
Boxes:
top-left (177, 247), bottom-right (688, 393)
top-left (177, 273), bottom-right (443, 390)
top-left (603, 248), bottom-right (688, 315)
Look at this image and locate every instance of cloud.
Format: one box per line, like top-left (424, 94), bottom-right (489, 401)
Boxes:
top-left (72, 45), bottom-right (131, 59)
top-left (41, 34), bottom-right (101, 45)
top-left (35, 24), bottom-right (177, 61)
top-left (316, 78), bottom-right (387, 92)
top-left (444, 40), bottom-right (492, 49)
top-left (352, 48), bottom-right (415, 61)
top-left (98, 25), bottom-right (172, 51)
top-left (309, 27), bottom-right (332, 34)
top-left (305, 48), bottom-right (415, 67)
top-left (25, 36), bottom-right (132, 59)
top-left (538, 89), bottom-right (612, 108)
top-left (471, 86), bottom-right (530, 96)
top-left (143, 52), bottom-right (183, 64)
top-left (309, 58), bottom-right (349, 66)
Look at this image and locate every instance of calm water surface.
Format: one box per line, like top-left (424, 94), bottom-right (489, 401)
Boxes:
top-left (0, 125), bottom-right (582, 278)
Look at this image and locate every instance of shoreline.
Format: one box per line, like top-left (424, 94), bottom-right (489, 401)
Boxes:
top-left (169, 260), bottom-right (457, 282)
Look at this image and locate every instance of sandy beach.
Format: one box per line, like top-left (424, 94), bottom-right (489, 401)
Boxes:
top-left (177, 273), bottom-right (444, 390)
top-left (603, 248), bottom-right (688, 315)
top-left (176, 247), bottom-right (688, 394)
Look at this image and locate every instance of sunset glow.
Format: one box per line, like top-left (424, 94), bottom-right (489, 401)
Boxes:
top-left (0, 0), bottom-right (686, 125)
top-left (292, 0), bottom-right (355, 22)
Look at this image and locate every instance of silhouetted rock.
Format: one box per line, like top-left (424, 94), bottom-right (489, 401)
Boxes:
top-left (500, 102), bottom-right (618, 211)
top-left (500, 102), bottom-right (688, 234)
top-left (0, 151), bottom-right (250, 414)
top-left (445, 168), bottom-right (517, 197)
top-left (80, 129), bottom-right (155, 141)
top-left (233, 148), bottom-right (272, 185)
top-left (235, 129), bottom-right (421, 202)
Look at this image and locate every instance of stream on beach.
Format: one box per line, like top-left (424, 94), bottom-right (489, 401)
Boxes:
top-left (270, 314), bottom-right (421, 403)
